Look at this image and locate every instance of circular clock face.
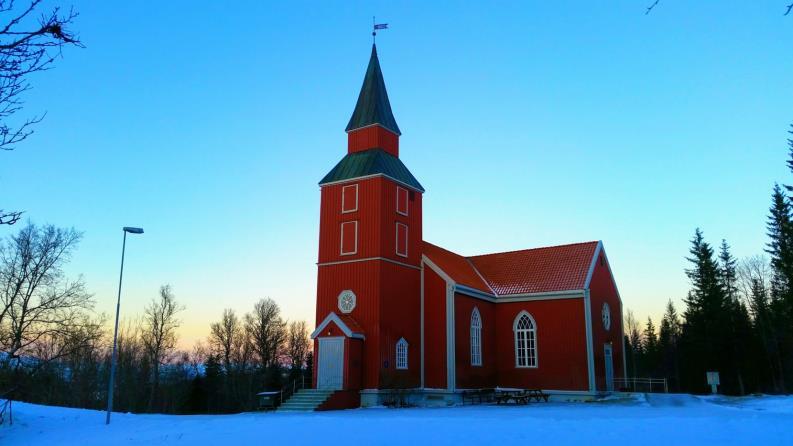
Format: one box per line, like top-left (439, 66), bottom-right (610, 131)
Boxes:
top-left (338, 290), bottom-right (356, 314)
top-left (602, 302), bottom-right (611, 331)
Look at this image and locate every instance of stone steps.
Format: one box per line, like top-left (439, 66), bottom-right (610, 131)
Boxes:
top-left (277, 389), bottom-right (335, 412)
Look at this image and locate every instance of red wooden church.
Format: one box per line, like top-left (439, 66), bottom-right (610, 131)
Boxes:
top-left (310, 45), bottom-right (625, 408)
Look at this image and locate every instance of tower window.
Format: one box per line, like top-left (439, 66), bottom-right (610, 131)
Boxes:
top-left (396, 186), bottom-right (408, 216)
top-left (395, 222), bottom-right (408, 257)
top-left (396, 338), bottom-right (408, 370)
top-left (340, 221), bottom-right (358, 256)
top-left (342, 184), bottom-right (358, 213)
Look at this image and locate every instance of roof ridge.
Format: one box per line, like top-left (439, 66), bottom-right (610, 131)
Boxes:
top-left (467, 240), bottom-right (600, 259)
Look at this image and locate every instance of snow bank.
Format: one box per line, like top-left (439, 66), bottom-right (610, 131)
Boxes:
top-left (2, 394), bottom-right (792, 446)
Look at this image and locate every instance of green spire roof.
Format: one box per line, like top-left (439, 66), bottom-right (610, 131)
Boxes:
top-left (319, 149), bottom-right (424, 192)
top-left (345, 44), bottom-right (401, 136)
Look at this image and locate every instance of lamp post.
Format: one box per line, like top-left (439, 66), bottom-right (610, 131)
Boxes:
top-left (106, 226), bottom-right (143, 425)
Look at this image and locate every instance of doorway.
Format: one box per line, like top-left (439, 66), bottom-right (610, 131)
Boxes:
top-left (318, 337), bottom-right (344, 390)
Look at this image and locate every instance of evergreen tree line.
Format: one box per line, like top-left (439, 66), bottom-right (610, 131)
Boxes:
top-left (625, 127), bottom-right (793, 395)
top-left (1, 223), bottom-right (311, 414)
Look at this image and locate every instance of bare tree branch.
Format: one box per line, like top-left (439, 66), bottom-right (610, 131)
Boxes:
top-left (786, 3), bottom-right (793, 16)
top-left (0, 1), bottom-right (82, 225)
top-left (646, 0), bottom-right (660, 15)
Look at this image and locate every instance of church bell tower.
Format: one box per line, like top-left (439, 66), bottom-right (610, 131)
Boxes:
top-left (312, 44), bottom-right (424, 394)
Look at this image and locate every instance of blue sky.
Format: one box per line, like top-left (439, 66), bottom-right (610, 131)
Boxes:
top-left (2, 1), bottom-right (792, 346)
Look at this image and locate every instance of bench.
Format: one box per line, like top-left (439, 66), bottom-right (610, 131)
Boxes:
top-left (462, 388), bottom-right (496, 405)
top-left (495, 389), bottom-right (549, 405)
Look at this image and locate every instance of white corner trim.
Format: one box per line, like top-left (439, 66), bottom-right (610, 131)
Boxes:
top-left (445, 282), bottom-right (456, 391)
top-left (311, 312), bottom-right (365, 340)
top-left (420, 262), bottom-right (425, 388)
top-left (421, 255), bottom-right (456, 285)
top-left (466, 258), bottom-right (497, 295)
top-left (620, 300), bottom-right (628, 380)
top-left (320, 173), bottom-right (424, 194)
top-left (318, 256), bottom-right (421, 271)
top-left (583, 290), bottom-right (596, 393)
top-left (583, 241), bottom-right (603, 290)
top-left (454, 284), bottom-right (497, 301)
top-left (600, 244), bottom-right (624, 306)
top-left (453, 284), bottom-right (584, 303)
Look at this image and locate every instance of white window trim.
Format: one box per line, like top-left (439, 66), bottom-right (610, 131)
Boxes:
top-left (396, 186), bottom-right (409, 216)
top-left (513, 311), bottom-right (538, 369)
top-left (395, 222), bottom-right (408, 258)
top-left (396, 337), bottom-right (408, 370)
top-left (471, 307), bottom-right (482, 367)
top-left (341, 184), bottom-right (358, 214)
top-left (340, 221), bottom-right (358, 256)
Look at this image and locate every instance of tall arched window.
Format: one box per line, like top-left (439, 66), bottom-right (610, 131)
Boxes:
top-left (396, 338), bottom-right (408, 370)
top-left (470, 308), bottom-right (482, 366)
top-left (514, 311), bottom-right (537, 368)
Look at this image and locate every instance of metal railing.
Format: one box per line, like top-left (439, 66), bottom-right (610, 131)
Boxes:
top-left (278, 373), bottom-right (309, 406)
top-left (614, 377), bottom-right (668, 393)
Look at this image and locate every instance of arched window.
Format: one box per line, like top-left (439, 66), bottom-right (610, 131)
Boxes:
top-left (513, 312), bottom-right (537, 368)
top-left (470, 308), bottom-right (482, 366)
top-left (396, 338), bottom-right (408, 370)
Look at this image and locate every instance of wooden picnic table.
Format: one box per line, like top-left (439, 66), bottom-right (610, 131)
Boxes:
top-left (495, 389), bottom-right (549, 405)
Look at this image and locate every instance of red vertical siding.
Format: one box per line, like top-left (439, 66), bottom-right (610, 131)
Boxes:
top-left (588, 250), bottom-right (625, 391)
top-left (378, 180), bottom-right (422, 267)
top-left (422, 266), bottom-right (447, 389)
top-left (454, 294), bottom-right (497, 389)
top-left (317, 171), bottom-right (423, 390)
top-left (316, 262), bottom-right (381, 389)
top-left (378, 261), bottom-right (421, 389)
top-left (347, 125), bottom-right (399, 157)
top-left (495, 299), bottom-right (590, 391)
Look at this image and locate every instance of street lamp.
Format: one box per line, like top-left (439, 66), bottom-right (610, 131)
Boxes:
top-left (106, 226), bottom-right (144, 425)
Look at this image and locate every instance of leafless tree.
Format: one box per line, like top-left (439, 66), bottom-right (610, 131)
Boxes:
top-left (209, 308), bottom-right (241, 373)
top-left (286, 320), bottom-right (310, 371)
top-left (245, 298), bottom-right (286, 369)
top-left (141, 285), bottom-right (183, 410)
top-left (0, 223), bottom-right (93, 365)
top-left (625, 309), bottom-right (642, 376)
top-left (737, 255), bottom-right (772, 311)
top-left (0, 1), bottom-right (82, 225)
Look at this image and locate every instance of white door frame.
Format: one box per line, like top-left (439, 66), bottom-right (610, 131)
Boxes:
top-left (604, 343), bottom-right (614, 392)
top-left (317, 336), bottom-right (345, 390)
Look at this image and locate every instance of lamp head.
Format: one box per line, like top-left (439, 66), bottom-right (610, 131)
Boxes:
top-left (123, 227), bottom-right (144, 234)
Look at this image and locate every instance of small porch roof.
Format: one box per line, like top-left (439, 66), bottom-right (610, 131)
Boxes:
top-left (311, 312), bottom-right (365, 340)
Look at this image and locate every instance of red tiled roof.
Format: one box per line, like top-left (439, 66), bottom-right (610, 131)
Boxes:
top-left (422, 241), bottom-right (491, 293)
top-left (469, 242), bottom-right (599, 295)
top-left (422, 240), bottom-right (599, 296)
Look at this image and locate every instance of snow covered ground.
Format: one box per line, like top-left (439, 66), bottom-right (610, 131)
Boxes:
top-left (3, 394), bottom-right (792, 446)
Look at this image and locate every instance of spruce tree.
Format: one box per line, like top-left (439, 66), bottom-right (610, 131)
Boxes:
top-left (659, 300), bottom-right (681, 390)
top-left (718, 240), bottom-right (751, 394)
top-left (766, 184), bottom-right (793, 302)
top-left (681, 229), bottom-right (730, 393)
top-left (642, 317), bottom-right (660, 376)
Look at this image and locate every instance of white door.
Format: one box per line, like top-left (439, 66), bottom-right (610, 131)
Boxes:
top-left (604, 343), bottom-right (614, 392)
top-left (318, 337), bottom-right (344, 390)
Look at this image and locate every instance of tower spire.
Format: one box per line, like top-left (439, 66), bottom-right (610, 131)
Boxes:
top-left (345, 42), bottom-right (401, 136)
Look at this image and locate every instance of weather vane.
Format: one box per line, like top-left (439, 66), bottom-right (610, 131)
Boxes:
top-left (372, 16), bottom-right (388, 43)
